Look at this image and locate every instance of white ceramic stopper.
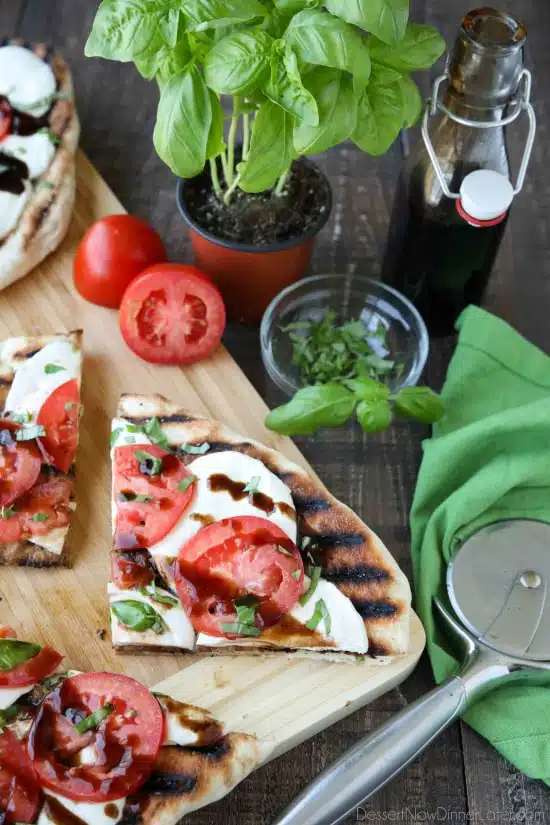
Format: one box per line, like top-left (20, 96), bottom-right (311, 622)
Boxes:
top-left (459, 169), bottom-right (514, 221)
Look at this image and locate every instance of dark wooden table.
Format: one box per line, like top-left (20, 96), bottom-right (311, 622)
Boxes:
top-left (3, 1), bottom-right (550, 823)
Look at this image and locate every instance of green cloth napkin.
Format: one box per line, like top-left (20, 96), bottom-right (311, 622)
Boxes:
top-left (410, 304), bottom-right (550, 784)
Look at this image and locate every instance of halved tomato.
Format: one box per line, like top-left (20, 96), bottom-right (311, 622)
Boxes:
top-left (114, 444), bottom-right (195, 548)
top-left (119, 264), bottom-right (226, 365)
top-left (0, 97), bottom-right (12, 142)
top-left (0, 729), bottom-right (41, 825)
top-left (0, 625), bottom-right (16, 639)
top-left (110, 551), bottom-right (155, 590)
top-left (0, 641), bottom-right (62, 687)
top-left (37, 379), bottom-right (79, 473)
top-left (28, 672), bottom-right (164, 802)
top-left (0, 420), bottom-right (42, 508)
top-left (175, 516), bottom-right (304, 637)
top-left (0, 479), bottom-right (73, 544)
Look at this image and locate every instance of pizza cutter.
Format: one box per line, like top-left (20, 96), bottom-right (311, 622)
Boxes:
top-left (272, 519), bottom-right (550, 825)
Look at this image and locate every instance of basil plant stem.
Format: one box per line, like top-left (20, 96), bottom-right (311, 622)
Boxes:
top-left (226, 96), bottom-right (242, 191)
top-left (275, 166), bottom-right (291, 197)
top-left (209, 158), bottom-right (222, 197)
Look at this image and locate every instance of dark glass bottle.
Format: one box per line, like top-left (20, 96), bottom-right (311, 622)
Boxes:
top-left (382, 8), bottom-right (532, 336)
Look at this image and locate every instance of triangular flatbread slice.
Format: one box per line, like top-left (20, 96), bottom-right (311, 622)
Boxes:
top-left (0, 330), bottom-right (82, 566)
top-left (109, 393), bottom-right (411, 659)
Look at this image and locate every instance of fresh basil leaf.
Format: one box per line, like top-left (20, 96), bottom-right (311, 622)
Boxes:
top-left (111, 600), bottom-right (167, 634)
top-left (265, 383), bottom-right (356, 436)
top-left (15, 424), bottom-right (46, 442)
top-left (392, 386), bottom-right (445, 424)
top-left (238, 101), bottom-right (295, 193)
top-left (324, 0), bottom-right (408, 45)
top-left (284, 8), bottom-right (370, 87)
top-left (233, 597), bottom-right (260, 627)
top-left (306, 597), bottom-right (331, 633)
top-left (44, 363), bottom-right (65, 374)
top-left (85, 0), bottom-right (181, 61)
top-left (139, 584), bottom-right (179, 606)
top-left (1, 505), bottom-right (16, 519)
top-left (182, 0), bottom-right (267, 32)
top-left (31, 512), bottom-right (49, 522)
top-left (299, 565), bottom-right (321, 605)
top-left (293, 67), bottom-right (357, 154)
top-left (135, 32), bottom-right (191, 81)
top-left (177, 475), bottom-right (197, 493)
top-left (75, 703), bottom-right (114, 735)
top-left (352, 78), bottom-right (404, 156)
top-left (356, 399), bottom-right (393, 432)
top-left (368, 23), bottom-right (445, 71)
top-left (0, 640), bottom-right (41, 671)
top-left (180, 441), bottom-right (210, 455)
top-left (220, 622), bottom-right (261, 636)
top-left (277, 544), bottom-right (293, 556)
top-left (345, 376), bottom-right (390, 402)
top-left (264, 42), bottom-right (318, 125)
top-left (243, 475), bottom-right (261, 494)
top-left (154, 66), bottom-right (212, 178)
top-left (399, 74), bottom-right (422, 127)
top-left (369, 62), bottom-right (403, 85)
top-left (110, 427), bottom-right (123, 447)
top-left (206, 90), bottom-right (226, 159)
top-left (273, 0), bottom-right (312, 11)
top-left (204, 29), bottom-right (273, 95)
top-left (135, 449), bottom-right (163, 475)
top-left (292, 569), bottom-right (301, 580)
top-left (143, 417), bottom-right (169, 449)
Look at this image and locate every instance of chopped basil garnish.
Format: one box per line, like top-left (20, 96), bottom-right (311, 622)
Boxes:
top-left (243, 476), bottom-right (261, 494)
top-left (31, 513), bottom-right (49, 522)
top-left (110, 428), bottom-right (123, 447)
top-left (143, 417), bottom-right (169, 450)
top-left (180, 442), bottom-right (210, 455)
top-left (9, 412), bottom-right (32, 424)
top-left (15, 424), bottom-right (46, 441)
top-left (0, 702), bottom-right (20, 731)
top-left (38, 127), bottom-right (61, 146)
top-left (0, 639), bottom-right (40, 671)
top-left (1, 505), bottom-right (16, 519)
top-left (75, 703), bottom-right (114, 734)
top-left (292, 569), bottom-right (301, 580)
top-left (220, 622), bottom-right (261, 637)
top-left (135, 450), bottom-right (163, 475)
top-left (41, 672), bottom-right (68, 691)
top-left (118, 491), bottom-right (153, 503)
top-left (277, 545), bottom-right (293, 557)
top-left (139, 583), bottom-right (179, 607)
top-left (39, 179), bottom-right (56, 190)
top-left (15, 146), bottom-right (27, 155)
top-left (64, 401), bottom-right (74, 412)
top-left (111, 600), bottom-right (167, 634)
top-left (299, 566), bottom-right (322, 606)
top-left (306, 598), bottom-right (331, 635)
top-left (178, 475), bottom-right (197, 493)
top-left (44, 363), bottom-right (65, 374)
top-left (127, 709), bottom-right (137, 718)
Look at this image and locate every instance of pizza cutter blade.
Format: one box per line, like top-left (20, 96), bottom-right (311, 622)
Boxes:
top-left (271, 519), bottom-right (550, 825)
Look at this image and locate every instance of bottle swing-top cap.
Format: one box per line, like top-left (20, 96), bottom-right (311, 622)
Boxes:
top-left (456, 169), bottom-right (514, 226)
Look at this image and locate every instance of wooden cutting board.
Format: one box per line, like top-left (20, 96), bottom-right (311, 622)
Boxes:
top-left (0, 152), bottom-right (424, 763)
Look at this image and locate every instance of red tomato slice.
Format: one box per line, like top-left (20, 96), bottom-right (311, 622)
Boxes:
top-left (0, 98), bottom-right (12, 142)
top-left (0, 626), bottom-right (16, 639)
top-left (114, 445), bottom-right (195, 548)
top-left (37, 379), bottom-right (79, 473)
top-left (28, 672), bottom-right (164, 802)
top-left (110, 552), bottom-right (155, 590)
top-left (0, 420), bottom-right (42, 508)
top-left (0, 729), bottom-right (41, 825)
top-left (119, 264), bottom-right (226, 365)
top-left (0, 642), bottom-right (62, 688)
top-left (0, 479), bottom-right (73, 544)
top-left (73, 215), bottom-right (167, 309)
top-left (175, 516), bottom-right (304, 637)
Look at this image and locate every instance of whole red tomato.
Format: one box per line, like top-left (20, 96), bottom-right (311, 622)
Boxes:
top-left (73, 215), bottom-right (167, 308)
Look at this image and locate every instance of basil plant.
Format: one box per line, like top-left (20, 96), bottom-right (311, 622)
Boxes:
top-left (86, 1), bottom-right (445, 204)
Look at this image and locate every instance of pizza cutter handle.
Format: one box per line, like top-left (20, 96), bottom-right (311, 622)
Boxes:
top-left (271, 675), bottom-right (468, 825)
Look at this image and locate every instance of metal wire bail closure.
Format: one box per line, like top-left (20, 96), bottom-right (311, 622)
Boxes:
top-left (421, 69), bottom-right (537, 223)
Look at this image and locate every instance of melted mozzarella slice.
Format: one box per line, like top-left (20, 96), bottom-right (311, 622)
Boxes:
top-left (4, 339), bottom-right (81, 421)
top-left (149, 450), bottom-right (297, 560)
top-left (2, 132), bottom-right (56, 179)
top-left (0, 681), bottom-right (36, 710)
top-left (156, 694), bottom-right (224, 747)
top-left (197, 578), bottom-right (369, 654)
top-left (0, 184), bottom-right (30, 240)
top-left (0, 45), bottom-right (56, 117)
top-left (108, 582), bottom-right (195, 650)
top-left (38, 792), bottom-right (126, 825)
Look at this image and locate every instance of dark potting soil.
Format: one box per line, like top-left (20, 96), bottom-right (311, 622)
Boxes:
top-left (181, 158), bottom-right (330, 247)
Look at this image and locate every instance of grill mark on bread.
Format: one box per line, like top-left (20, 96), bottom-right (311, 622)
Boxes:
top-left (140, 771), bottom-right (198, 796)
top-left (323, 564), bottom-right (390, 583)
top-left (291, 494), bottom-right (331, 513)
top-left (352, 599), bottom-right (398, 619)
top-left (316, 532), bottom-right (365, 548)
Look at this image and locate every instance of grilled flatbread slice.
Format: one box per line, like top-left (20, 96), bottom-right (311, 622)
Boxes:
top-left (0, 330), bottom-right (82, 566)
top-left (0, 627), bottom-right (272, 825)
top-left (109, 393), bottom-right (411, 659)
top-left (0, 40), bottom-right (79, 290)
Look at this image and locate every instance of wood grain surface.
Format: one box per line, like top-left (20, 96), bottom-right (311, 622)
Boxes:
top-left (2, 1), bottom-right (550, 824)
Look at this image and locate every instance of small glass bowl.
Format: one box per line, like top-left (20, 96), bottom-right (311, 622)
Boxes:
top-left (260, 274), bottom-right (429, 396)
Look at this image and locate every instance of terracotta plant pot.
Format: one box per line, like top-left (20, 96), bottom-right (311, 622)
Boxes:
top-left (176, 158), bottom-right (332, 324)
